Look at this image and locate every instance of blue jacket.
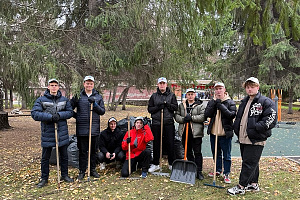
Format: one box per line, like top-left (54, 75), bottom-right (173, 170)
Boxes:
top-left (31, 90), bottom-right (74, 148)
top-left (233, 92), bottom-right (277, 143)
top-left (71, 89), bottom-right (105, 136)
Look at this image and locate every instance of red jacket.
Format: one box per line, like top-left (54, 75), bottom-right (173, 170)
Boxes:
top-left (122, 124), bottom-right (154, 160)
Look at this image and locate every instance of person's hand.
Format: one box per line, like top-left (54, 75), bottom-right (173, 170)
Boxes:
top-left (184, 114), bottom-right (192, 122)
top-left (110, 153), bottom-right (116, 160)
top-left (126, 137), bottom-right (131, 144)
top-left (52, 113), bottom-right (60, 123)
top-left (215, 99), bottom-right (222, 108)
top-left (106, 152), bottom-right (111, 159)
top-left (88, 97), bottom-right (95, 103)
top-left (215, 99), bottom-right (221, 104)
top-left (143, 117), bottom-right (148, 126)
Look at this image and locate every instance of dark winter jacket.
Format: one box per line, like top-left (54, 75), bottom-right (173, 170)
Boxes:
top-left (31, 90), bottom-right (74, 148)
top-left (122, 124), bottom-right (154, 160)
top-left (148, 87), bottom-right (178, 125)
top-left (175, 98), bottom-right (206, 138)
top-left (205, 96), bottom-right (236, 138)
top-left (70, 89), bottom-right (105, 136)
top-left (233, 92), bottom-right (277, 143)
top-left (99, 122), bottom-right (124, 155)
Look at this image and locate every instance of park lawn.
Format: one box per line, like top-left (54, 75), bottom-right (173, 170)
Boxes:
top-left (0, 157), bottom-right (299, 199)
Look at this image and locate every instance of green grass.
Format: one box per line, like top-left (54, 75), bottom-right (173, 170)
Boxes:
top-left (1, 158), bottom-right (299, 199)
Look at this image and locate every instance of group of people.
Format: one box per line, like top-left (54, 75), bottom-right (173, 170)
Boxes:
top-left (31, 76), bottom-right (277, 196)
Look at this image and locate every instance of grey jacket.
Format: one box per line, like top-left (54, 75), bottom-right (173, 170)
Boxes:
top-left (174, 99), bottom-right (206, 138)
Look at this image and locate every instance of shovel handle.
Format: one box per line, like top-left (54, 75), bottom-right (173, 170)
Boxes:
top-left (128, 115), bottom-right (131, 175)
top-left (54, 123), bottom-right (60, 188)
top-left (87, 103), bottom-right (93, 181)
top-left (184, 122), bottom-right (189, 161)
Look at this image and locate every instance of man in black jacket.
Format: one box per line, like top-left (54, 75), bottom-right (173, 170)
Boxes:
top-left (71, 75), bottom-right (105, 180)
top-left (227, 77), bottom-right (276, 195)
top-left (205, 82), bottom-right (236, 184)
top-left (97, 117), bottom-right (125, 169)
top-left (148, 77), bottom-right (178, 172)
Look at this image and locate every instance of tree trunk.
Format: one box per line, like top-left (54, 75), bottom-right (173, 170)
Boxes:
top-left (4, 88), bottom-right (8, 109)
top-left (121, 87), bottom-right (130, 110)
top-left (287, 87), bottom-right (293, 114)
top-left (0, 88), bottom-right (11, 130)
top-left (107, 90), bottom-right (112, 110)
top-left (10, 90), bottom-right (13, 109)
top-left (21, 98), bottom-right (27, 109)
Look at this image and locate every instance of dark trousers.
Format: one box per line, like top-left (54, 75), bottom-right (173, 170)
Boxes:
top-left (97, 151), bottom-right (126, 164)
top-left (151, 123), bottom-right (175, 165)
top-left (41, 144), bottom-right (68, 180)
top-left (182, 128), bottom-right (203, 172)
top-left (77, 136), bottom-right (98, 172)
top-left (239, 143), bottom-right (264, 187)
top-left (210, 134), bottom-right (232, 175)
top-left (121, 149), bottom-right (151, 177)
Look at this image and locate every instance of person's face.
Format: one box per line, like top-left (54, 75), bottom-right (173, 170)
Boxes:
top-left (135, 120), bottom-right (143, 130)
top-left (83, 80), bottom-right (94, 93)
top-left (109, 121), bottom-right (116, 132)
top-left (158, 82), bottom-right (167, 92)
top-left (48, 82), bottom-right (59, 95)
top-left (214, 86), bottom-right (226, 99)
top-left (186, 92), bottom-right (195, 102)
top-left (245, 84), bottom-right (259, 97)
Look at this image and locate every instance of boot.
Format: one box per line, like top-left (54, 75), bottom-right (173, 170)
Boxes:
top-left (77, 171), bottom-right (85, 180)
top-left (197, 171), bottom-right (204, 180)
top-left (61, 176), bottom-right (74, 183)
top-left (90, 169), bottom-right (100, 178)
top-left (37, 179), bottom-right (48, 188)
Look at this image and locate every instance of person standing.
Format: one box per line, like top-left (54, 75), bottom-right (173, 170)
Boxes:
top-left (204, 82), bottom-right (236, 184)
top-left (31, 78), bottom-right (74, 188)
top-left (97, 117), bottom-right (125, 169)
top-left (71, 75), bottom-right (105, 180)
top-left (148, 77), bottom-right (178, 172)
top-left (174, 88), bottom-right (206, 180)
top-left (227, 77), bottom-right (276, 195)
top-left (121, 117), bottom-right (154, 178)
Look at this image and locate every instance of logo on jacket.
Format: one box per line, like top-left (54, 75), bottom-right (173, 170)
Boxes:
top-left (266, 108), bottom-right (276, 128)
top-left (250, 103), bottom-right (263, 116)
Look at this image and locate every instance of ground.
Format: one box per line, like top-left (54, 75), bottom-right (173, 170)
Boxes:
top-left (0, 106), bottom-right (299, 199)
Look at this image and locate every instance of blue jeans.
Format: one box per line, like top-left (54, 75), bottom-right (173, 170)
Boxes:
top-left (210, 134), bottom-right (232, 175)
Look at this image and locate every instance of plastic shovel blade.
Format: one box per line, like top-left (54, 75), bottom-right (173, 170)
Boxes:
top-left (170, 159), bottom-right (197, 185)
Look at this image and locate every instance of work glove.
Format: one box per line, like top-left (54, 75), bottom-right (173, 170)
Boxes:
top-left (126, 137), bottom-right (131, 144)
top-left (52, 113), bottom-right (60, 123)
top-left (88, 97), bottom-right (95, 103)
top-left (158, 103), bottom-right (165, 110)
top-left (215, 99), bottom-right (222, 109)
top-left (184, 113), bottom-right (192, 123)
top-left (143, 117), bottom-right (148, 126)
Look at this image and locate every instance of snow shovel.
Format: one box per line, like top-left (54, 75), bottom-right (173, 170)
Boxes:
top-left (152, 109), bottom-right (170, 177)
top-left (204, 133), bottom-right (224, 188)
top-left (87, 103), bottom-right (93, 182)
top-left (119, 115), bottom-right (140, 180)
top-left (54, 123), bottom-right (60, 189)
top-left (170, 122), bottom-right (197, 185)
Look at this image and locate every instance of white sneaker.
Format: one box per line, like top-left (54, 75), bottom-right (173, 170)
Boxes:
top-left (148, 164), bottom-right (160, 172)
top-left (99, 163), bottom-right (106, 170)
top-left (169, 165), bottom-right (172, 170)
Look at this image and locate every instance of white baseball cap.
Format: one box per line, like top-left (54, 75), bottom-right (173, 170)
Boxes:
top-left (157, 77), bottom-right (167, 83)
top-left (186, 88), bottom-right (195, 93)
top-left (214, 82), bottom-right (225, 88)
top-left (108, 117), bottom-right (117, 123)
top-left (245, 77), bottom-right (260, 85)
top-left (84, 75), bottom-right (95, 82)
top-left (48, 78), bottom-right (59, 84)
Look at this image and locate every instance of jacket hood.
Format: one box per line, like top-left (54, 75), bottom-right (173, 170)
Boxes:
top-left (157, 87), bottom-right (171, 95)
top-left (107, 117), bottom-right (117, 127)
top-left (213, 92), bottom-right (231, 102)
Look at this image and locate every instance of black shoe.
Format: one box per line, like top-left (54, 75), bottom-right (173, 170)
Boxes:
top-left (62, 176), bottom-right (74, 183)
top-left (77, 172), bottom-right (85, 180)
top-left (90, 169), bottom-right (100, 178)
top-left (37, 179), bottom-right (48, 188)
top-left (197, 172), bottom-right (204, 180)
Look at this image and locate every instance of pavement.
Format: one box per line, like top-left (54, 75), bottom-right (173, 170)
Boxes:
top-left (201, 122), bottom-right (300, 159)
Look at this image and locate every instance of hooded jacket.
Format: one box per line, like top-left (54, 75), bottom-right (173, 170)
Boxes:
top-left (99, 119), bottom-right (124, 155)
top-left (174, 98), bottom-right (206, 138)
top-left (233, 92), bottom-right (277, 143)
top-left (31, 89), bottom-right (74, 148)
top-left (70, 88), bottom-right (105, 136)
top-left (148, 87), bottom-right (178, 126)
top-left (204, 93), bottom-right (236, 138)
top-left (122, 124), bottom-right (154, 160)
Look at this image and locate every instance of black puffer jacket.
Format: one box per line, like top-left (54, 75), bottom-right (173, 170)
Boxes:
top-left (233, 92), bottom-right (277, 143)
top-left (71, 89), bottom-right (105, 136)
top-left (31, 90), bottom-right (74, 148)
top-left (148, 87), bottom-right (178, 125)
top-left (99, 121), bottom-right (124, 155)
top-left (204, 97), bottom-right (236, 138)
